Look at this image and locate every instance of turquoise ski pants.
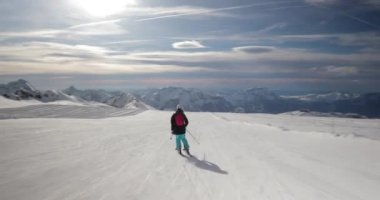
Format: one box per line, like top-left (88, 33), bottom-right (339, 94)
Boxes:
top-left (175, 134), bottom-right (189, 150)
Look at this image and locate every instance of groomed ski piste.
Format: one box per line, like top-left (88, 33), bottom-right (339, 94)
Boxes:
top-left (1, 97), bottom-right (379, 200)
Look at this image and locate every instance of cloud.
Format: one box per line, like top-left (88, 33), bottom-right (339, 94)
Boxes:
top-left (304, 0), bottom-right (339, 5)
top-left (336, 32), bottom-right (380, 47)
top-left (0, 42), bottom-right (111, 65)
top-left (0, 20), bottom-right (126, 42)
top-left (1, 41), bottom-right (378, 90)
top-left (116, 46), bottom-right (380, 84)
top-left (304, 0), bottom-right (380, 29)
top-left (365, 0), bottom-right (380, 8)
top-left (172, 40), bottom-right (206, 49)
top-left (305, 0), bottom-right (380, 8)
top-left (312, 65), bottom-right (359, 76)
top-left (135, 4), bottom-right (248, 22)
top-left (135, 6), bottom-right (236, 19)
top-left (0, 60), bottom-right (208, 75)
top-left (103, 40), bottom-right (152, 45)
top-left (0, 41), bottom-right (211, 75)
top-left (176, 31), bottom-right (380, 48)
top-left (326, 65), bottom-right (358, 76)
top-left (68, 19), bottom-right (122, 29)
top-left (232, 46), bottom-right (276, 53)
top-left (267, 5), bottom-right (311, 11)
top-left (67, 0), bottom-right (138, 17)
top-left (0, 30), bottom-right (65, 40)
top-left (256, 23), bottom-right (287, 34)
top-left (135, 1), bottom-right (301, 22)
top-left (68, 21), bottom-right (126, 35)
top-left (277, 32), bottom-right (380, 47)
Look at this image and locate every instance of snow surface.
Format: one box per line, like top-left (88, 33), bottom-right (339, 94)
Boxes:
top-left (0, 96), bottom-right (41, 108)
top-left (0, 97), bottom-right (147, 119)
top-left (0, 104), bottom-right (380, 199)
top-left (0, 96), bottom-right (101, 109)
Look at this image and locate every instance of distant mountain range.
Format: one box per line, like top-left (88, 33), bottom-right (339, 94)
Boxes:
top-left (1, 79), bottom-right (380, 118)
top-left (0, 79), bottom-right (147, 109)
top-left (133, 86), bottom-right (380, 118)
top-left (62, 86), bottom-right (142, 108)
top-left (0, 79), bottom-right (81, 103)
top-left (134, 87), bottom-right (233, 112)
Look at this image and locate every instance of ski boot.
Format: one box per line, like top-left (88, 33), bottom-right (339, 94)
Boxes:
top-left (184, 148), bottom-right (191, 156)
top-left (176, 148), bottom-right (182, 155)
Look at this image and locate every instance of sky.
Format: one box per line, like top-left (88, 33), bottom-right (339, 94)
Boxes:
top-left (0, 0), bottom-right (379, 92)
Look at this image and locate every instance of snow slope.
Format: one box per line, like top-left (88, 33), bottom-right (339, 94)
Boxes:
top-left (0, 96), bottom-right (146, 119)
top-left (0, 109), bottom-right (379, 199)
top-left (0, 96), bottom-right (98, 109)
top-left (0, 96), bottom-right (41, 108)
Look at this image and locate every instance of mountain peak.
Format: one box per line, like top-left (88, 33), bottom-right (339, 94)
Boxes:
top-left (15, 79), bottom-right (27, 83)
top-left (1, 79), bottom-right (37, 93)
top-left (64, 86), bottom-right (79, 94)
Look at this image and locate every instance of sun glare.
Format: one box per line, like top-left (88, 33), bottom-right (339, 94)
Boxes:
top-left (70, 0), bottom-right (136, 17)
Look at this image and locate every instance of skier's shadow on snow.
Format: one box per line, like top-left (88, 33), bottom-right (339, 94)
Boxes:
top-left (186, 155), bottom-right (228, 175)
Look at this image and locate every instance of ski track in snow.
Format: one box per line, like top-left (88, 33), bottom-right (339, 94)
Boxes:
top-left (0, 109), bottom-right (379, 200)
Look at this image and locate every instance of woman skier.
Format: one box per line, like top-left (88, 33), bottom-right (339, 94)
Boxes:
top-left (171, 105), bottom-right (190, 155)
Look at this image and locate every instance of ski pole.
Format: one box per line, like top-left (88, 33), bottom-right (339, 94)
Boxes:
top-left (187, 129), bottom-right (200, 145)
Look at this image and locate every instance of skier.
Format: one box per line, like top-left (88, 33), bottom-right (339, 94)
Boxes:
top-left (171, 105), bottom-right (190, 155)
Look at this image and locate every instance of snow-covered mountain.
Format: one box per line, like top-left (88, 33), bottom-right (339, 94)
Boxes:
top-left (0, 79), bottom-right (82, 103)
top-left (39, 90), bottom-right (83, 102)
top-left (135, 87), bottom-right (233, 112)
top-left (223, 87), bottom-right (296, 113)
top-left (281, 110), bottom-right (367, 118)
top-left (63, 86), bottom-right (116, 103)
top-left (2, 80), bottom-right (380, 118)
top-left (63, 86), bottom-right (148, 109)
top-left (137, 87), bottom-right (315, 114)
top-left (106, 92), bottom-right (147, 109)
top-left (334, 93), bottom-right (380, 118)
top-left (282, 92), bottom-right (360, 102)
top-left (0, 80), bottom-right (147, 109)
top-left (0, 79), bottom-right (40, 100)
top-left (134, 86), bottom-right (380, 117)
top-left (279, 92), bottom-right (380, 118)
top-left (0, 79), bottom-right (37, 94)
